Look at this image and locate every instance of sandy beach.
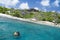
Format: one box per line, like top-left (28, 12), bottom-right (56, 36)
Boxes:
top-left (0, 13), bottom-right (60, 28)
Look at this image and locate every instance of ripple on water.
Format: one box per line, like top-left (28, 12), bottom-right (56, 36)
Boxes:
top-left (0, 17), bottom-right (60, 40)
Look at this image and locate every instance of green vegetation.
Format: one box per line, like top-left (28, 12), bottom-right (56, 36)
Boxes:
top-left (0, 6), bottom-right (10, 14)
top-left (23, 12), bottom-right (34, 18)
top-left (0, 6), bottom-right (60, 24)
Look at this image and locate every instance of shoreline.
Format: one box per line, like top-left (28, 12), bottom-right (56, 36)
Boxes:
top-left (0, 13), bottom-right (60, 28)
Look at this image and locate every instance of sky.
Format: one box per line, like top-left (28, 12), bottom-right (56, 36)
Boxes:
top-left (0, 0), bottom-right (60, 12)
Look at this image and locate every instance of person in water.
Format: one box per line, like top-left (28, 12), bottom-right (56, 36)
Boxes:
top-left (14, 32), bottom-right (20, 36)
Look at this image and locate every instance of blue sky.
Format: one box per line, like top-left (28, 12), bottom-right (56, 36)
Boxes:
top-left (0, 0), bottom-right (60, 12)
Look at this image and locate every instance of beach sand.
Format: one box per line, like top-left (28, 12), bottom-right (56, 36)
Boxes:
top-left (0, 13), bottom-right (60, 28)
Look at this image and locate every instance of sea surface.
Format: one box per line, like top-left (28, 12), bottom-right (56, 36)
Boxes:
top-left (0, 16), bottom-right (60, 40)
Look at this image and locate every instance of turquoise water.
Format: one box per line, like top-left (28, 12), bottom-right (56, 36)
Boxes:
top-left (0, 17), bottom-right (60, 40)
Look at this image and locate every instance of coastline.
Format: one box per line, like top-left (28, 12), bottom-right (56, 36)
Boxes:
top-left (0, 13), bottom-right (60, 28)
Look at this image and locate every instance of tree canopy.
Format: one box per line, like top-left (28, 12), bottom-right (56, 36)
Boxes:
top-left (0, 6), bottom-right (60, 23)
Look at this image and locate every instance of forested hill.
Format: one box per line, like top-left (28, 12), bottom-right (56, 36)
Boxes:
top-left (0, 6), bottom-right (60, 23)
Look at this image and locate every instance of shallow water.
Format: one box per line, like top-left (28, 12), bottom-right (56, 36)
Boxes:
top-left (0, 17), bottom-right (60, 40)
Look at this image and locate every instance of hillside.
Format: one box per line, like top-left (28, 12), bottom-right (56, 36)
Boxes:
top-left (0, 6), bottom-right (60, 24)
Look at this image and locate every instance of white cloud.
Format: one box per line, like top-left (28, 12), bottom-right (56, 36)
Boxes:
top-left (42, 7), bottom-right (47, 12)
top-left (34, 7), bottom-right (39, 10)
top-left (19, 2), bottom-right (29, 9)
top-left (52, 10), bottom-right (55, 12)
top-left (0, 0), bottom-right (19, 7)
top-left (44, 8), bottom-right (47, 12)
top-left (40, 0), bottom-right (50, 6)
top-left (53, 0), bottom-right (59, 7)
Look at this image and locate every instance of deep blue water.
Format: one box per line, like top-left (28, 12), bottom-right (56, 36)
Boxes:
top-left (0, 17), bottom-right (60, 40)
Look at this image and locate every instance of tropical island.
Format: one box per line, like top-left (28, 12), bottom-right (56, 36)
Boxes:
top-left (0, 6), bottom-right (60, 27)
